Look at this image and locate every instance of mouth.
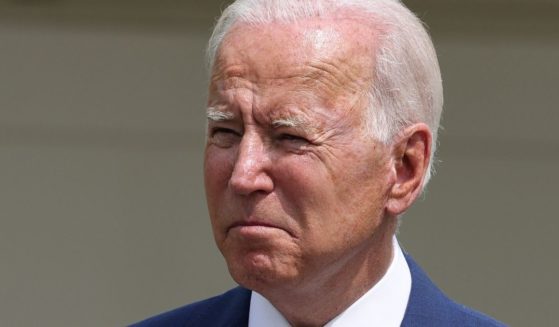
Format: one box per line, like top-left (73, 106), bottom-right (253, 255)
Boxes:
top-left (227, 220), bottom-right (294, 237)
top-left (228, 221), bottom-right (281, 231)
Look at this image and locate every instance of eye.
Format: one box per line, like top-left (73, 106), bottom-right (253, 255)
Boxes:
top-left (276, 133), bottom-right (310, 152)
top-left (211, 127), bottom-right (239, 137)
top-left (208, 127), bottom-right (241, 148)
top-left (278, 133), bottom-right (306, 142)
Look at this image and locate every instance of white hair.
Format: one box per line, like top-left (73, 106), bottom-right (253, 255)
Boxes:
top-left (206, 0), bottom-right (443, 187)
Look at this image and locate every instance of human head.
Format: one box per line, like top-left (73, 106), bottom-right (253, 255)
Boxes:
top-left (207, 0), bottom-right (443, 187)
top-left (204, 0), bottom-right (440, 310)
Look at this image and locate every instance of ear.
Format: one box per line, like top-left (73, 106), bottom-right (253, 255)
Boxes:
top-left (385, 123), bottom-right (432, 217)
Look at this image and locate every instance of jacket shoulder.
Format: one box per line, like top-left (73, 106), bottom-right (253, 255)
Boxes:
top-left (130, 287), bottom-right (251, 327)
top-left (402, 254), bottom-right (507, 327)
top-left (403, 299), bottom-right (507, 327)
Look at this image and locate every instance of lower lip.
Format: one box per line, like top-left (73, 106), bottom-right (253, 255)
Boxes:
top-left (229, 224), bottom-right (287, 237)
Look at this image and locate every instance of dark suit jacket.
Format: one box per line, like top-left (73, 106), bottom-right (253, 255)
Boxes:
top-left (131, 255), bottom-right (506, 326)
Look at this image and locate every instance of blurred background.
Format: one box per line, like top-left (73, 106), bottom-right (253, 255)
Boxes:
top-left (1, 0), bottom-right (557, 325)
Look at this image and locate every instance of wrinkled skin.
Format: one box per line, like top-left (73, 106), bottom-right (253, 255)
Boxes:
top-left (204, 17), bottom-right (429, 327)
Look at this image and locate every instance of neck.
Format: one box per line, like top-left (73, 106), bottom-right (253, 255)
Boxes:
top-left (260, 219), bottom-right (397, 327)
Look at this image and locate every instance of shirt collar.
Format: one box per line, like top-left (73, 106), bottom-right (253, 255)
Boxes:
top-left (249, 237), bottom-right (412, 327)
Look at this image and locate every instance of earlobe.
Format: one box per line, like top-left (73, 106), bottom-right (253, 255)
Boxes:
top-left (386, 124), bottom-right (432, 216)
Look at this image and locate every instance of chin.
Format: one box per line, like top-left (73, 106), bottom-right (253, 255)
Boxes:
top-left (225, 250), bottom-right (302, 291)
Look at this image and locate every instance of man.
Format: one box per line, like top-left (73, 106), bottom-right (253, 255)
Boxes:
top-left (134, 0), bottom-right (505, 326)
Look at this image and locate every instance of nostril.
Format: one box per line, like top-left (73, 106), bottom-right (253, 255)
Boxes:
top-left (229, 165), bottom-right (264, 194)
top-left (229, 158), bottom-right (274, 195)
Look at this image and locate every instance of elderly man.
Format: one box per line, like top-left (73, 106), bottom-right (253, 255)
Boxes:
top-left (134, 0), bottom-right (505, 326)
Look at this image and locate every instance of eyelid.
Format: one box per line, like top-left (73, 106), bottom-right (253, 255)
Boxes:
top-left (210, 126), bottom-right (241, 136)
top-left (277, 132), bottom-right (306, 141)
top-left (273, 124), bottom-right (311, 138)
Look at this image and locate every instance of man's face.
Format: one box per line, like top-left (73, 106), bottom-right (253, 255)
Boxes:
top-left (204, 19), bottom-right (396, 292)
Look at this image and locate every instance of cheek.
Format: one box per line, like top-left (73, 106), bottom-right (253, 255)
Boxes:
top-left (204, 148), bottom-right (234, 214)
top-left (275, 148), bottom-right (389, 241)
top-left (276, 152), bottom-right (356, 213)
top-left (274, 157), bottom-right (342, 238)
top-left (274, 156), bottom-right (331, 203)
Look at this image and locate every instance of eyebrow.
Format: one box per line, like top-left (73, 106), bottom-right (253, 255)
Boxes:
top-left (272, 117), bottom-right (317, 135)
top-left (206, 107), bottom-right (235, 122)
top-left (206, 109), bottom-right (316, 134)
top-left (272, 117), bottom-right (302, 128)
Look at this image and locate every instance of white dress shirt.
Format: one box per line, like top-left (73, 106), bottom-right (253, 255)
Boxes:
top-left (248, 238), bottom-right (412, 327)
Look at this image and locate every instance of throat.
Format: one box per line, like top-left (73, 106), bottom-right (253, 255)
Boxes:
top-left (252, 233), bottom-right (396, 327)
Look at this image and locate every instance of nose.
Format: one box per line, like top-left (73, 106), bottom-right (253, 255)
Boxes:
top-left (229, 132), bottom-right (274, 195)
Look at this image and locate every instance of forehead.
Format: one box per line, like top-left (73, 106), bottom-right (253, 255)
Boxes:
top-left (208, 17), bottom-right (381, 131)
top-left (212, 16), bottom-right (379, 88)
